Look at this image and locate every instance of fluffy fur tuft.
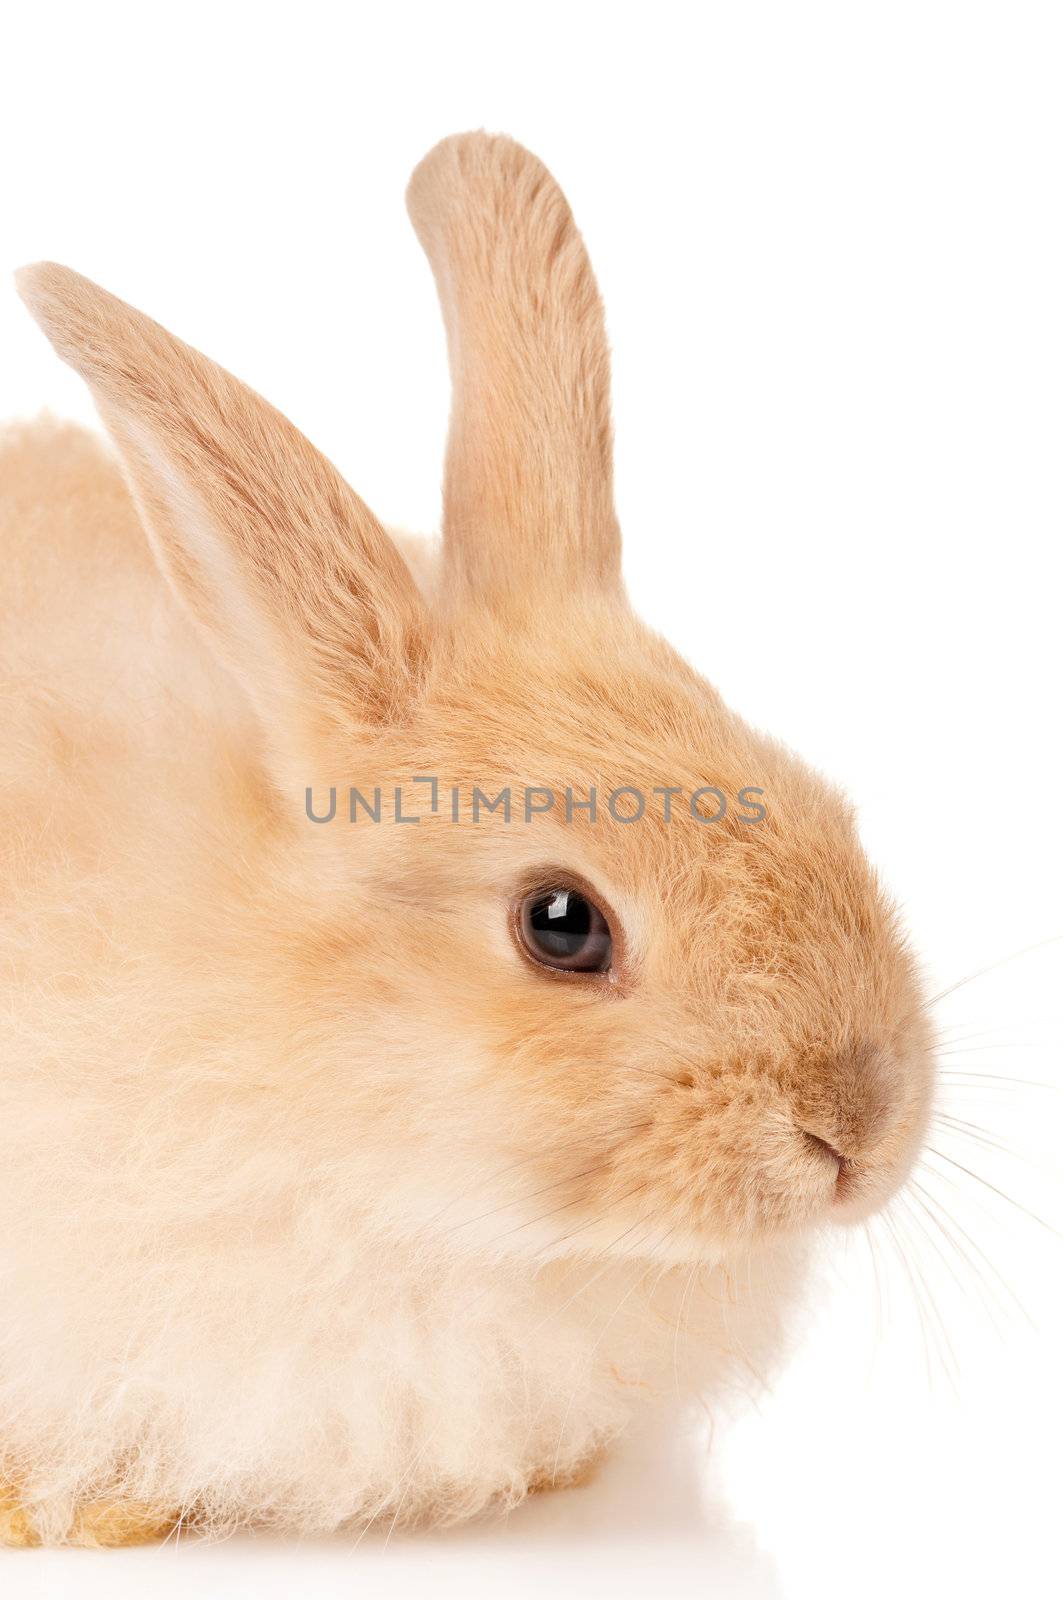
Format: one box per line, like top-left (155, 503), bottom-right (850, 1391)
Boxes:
top-left (1, 134), bottom-right (933, 1545)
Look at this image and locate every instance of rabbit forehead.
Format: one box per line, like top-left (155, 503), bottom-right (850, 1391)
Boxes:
top-left (422, 598), bottom-right (748, 780)
top-left (411, 599), bottom-right (851, 883)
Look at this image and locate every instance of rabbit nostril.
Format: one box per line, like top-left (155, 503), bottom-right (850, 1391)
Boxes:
top-left (802, 1129), bottom-right (847, 1168)
top-left (801, 1130), bottom-right (859, 1201)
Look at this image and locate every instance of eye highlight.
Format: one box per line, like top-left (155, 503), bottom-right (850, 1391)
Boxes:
top-left (517, 886), bottom-right (613, 974)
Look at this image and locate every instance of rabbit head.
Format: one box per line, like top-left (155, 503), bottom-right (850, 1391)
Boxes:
top-left (17, 133), bottom-right (933, 1270)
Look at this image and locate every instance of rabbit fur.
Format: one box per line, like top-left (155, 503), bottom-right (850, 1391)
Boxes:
top-left (0, 133), bottom-right (934, 1543)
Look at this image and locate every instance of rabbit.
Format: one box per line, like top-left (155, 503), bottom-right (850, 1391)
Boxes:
top-left (0, 131), bottom-right (934, 1547)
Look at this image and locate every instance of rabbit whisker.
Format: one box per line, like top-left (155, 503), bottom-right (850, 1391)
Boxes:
top-left (926, 934), bottom-right (1063, 1009)
top-left (924, 1146), bottom-right (1063, 1241)
top-left (895, 1190), bottom-right (980, 1361)
top-left (937, 1068), bottom-right (1062, 1092)
top-left (932, 1110), bottom-right (1022, 1161)
top-left (909, 1173), bottom-right (1032, 1327)
top-left (877, 1205), bottom-right (951, 1388)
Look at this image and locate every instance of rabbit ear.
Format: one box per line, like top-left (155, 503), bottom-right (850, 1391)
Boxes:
top-left (16, 263), bottom-right (426, 754)
top-left (407, 133), bottom-right (621, 604)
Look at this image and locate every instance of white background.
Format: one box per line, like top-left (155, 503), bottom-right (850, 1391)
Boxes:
top-left (3, 4), bottom-right (1061, 1597)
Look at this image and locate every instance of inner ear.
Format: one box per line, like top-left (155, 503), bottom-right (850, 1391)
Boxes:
top-left (17, 262), bottom-right (428, 756)
top-left (407, 132), bottom-right (622, 604)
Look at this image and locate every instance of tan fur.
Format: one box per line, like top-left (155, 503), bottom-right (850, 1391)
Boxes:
top-left (1, 1486), bottom-right (175, 1549)
top-left (407, 134), bottom-right (620, 601)
top-left (1, 132), bottom-right (933, 1546)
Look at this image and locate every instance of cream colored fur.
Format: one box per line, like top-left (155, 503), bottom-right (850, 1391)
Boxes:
top-left (0, 133), bottom-right (933, 1545)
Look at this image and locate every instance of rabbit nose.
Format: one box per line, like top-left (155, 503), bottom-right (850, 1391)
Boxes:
top-left (794, 1041), bottom-right (900, 1162)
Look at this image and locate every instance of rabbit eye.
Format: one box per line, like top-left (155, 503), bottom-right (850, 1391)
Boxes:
top-left (517, 887), bottom-right (613, 974)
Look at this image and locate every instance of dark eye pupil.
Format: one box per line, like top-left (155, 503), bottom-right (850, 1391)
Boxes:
top-left (529, 890), bottom-right (591, 956)
top-left (520, 888), bottom-right (612, 974)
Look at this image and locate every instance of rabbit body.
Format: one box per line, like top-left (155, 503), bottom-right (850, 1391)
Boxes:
top-left (0, 419), bottom-right (803, 1541)
top-left (0, 134), bottom-right (931, 1544)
